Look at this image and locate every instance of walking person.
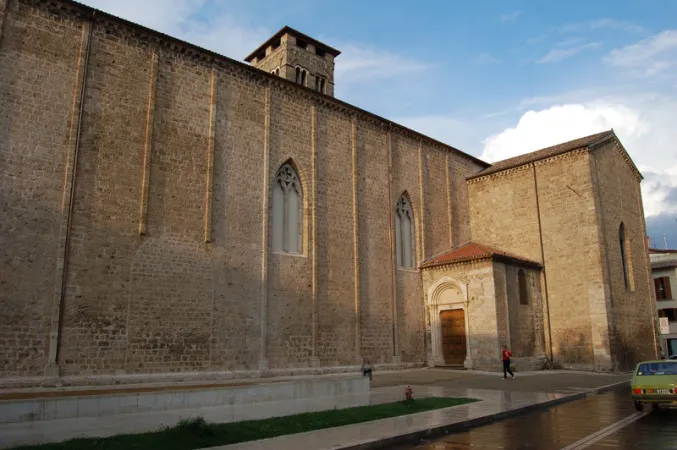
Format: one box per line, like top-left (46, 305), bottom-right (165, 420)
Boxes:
top-left (501, 344), bottom-right (515, 379)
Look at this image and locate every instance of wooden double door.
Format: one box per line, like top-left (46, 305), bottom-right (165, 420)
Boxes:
top-left (440, 309), bottom-right (467, 365)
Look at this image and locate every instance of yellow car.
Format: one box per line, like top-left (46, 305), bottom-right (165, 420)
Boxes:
top-left (631, 360), bottom-right (677, 411)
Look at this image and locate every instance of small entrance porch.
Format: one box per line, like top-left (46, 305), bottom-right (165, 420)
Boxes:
top-left (420, 242), bottom-right (547, 372)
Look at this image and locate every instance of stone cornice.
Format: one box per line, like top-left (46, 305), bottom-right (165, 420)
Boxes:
top-left (467, 148), bottom-right (589, 185)
top-left (421, 257), bottom-right (494, 272)
top-left (421, 252), bottom-right (542, 271)
top-left (33, 0), bottom-right (489, 168)
top-left (589, 136), bottom-right (643, 182)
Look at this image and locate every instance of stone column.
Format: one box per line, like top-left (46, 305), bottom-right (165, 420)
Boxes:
top-left (46, 18), bottom-right (94, 378)
top-left (259, 84), bottom-right (272, 372)
top-left (386, 125), bottom-right (401, 364)
top-left (138, 47), bottom-right (158, 235)
top-left (351, 116), bottom-right (362, 363)
top-left (203, 67), bottom-right (217, 243)
top-left (417, 140), bottom-right (426, 262)
top-left (310, 104), bottom-right (320, 367)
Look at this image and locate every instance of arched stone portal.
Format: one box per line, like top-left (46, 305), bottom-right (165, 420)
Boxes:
top-left (427, 276), bottom-right (473, 368)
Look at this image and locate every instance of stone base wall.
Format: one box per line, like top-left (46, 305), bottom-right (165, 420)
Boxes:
top-left (0, 362), bottom-right (424, 390)
top-left (1, 375), bottom-right (371, 425)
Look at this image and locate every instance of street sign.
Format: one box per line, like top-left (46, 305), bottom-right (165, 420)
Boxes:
top-left (659, 317), bottom-right (670, 335)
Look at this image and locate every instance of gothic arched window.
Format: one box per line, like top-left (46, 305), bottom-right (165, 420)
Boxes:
top-left (518, 269), bottom-right (528, 305)
top-left (395, 195), bottom-right (415, 269)
top-left (272, 163), bottom-right (302, 254)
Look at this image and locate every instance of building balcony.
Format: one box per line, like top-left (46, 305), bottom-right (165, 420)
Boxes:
top-left (656, 299), bottom-right (677, 310)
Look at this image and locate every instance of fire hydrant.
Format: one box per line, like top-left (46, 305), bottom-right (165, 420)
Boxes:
top-left (404, 385), bottom-right (413, 401)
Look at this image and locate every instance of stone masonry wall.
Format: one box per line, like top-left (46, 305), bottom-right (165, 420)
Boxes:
top-left (0, 0), bottom-right (484, 382)
top-left (391, 134), bottom-right (424, 363)
top-left (0, 0), bottom-right (84, 376)
top-left (468, 166), bottom-right (542, 262)
top-left (267, 86), bottom-right (313, 369)
top-left (491, 263), bottom-right (511, 351)
top-left (450, 158), bottom-right (486, 248)
top-left (469, 152), bottom-right (612, 370)
top-left (356, 121), bottom-right (392, 365)
top-left (590, 140), bottom-right (657, 369)
top-left (503, 265), bottom-right (545, 358)
top-left (534, 152), bottom-right (607, 369)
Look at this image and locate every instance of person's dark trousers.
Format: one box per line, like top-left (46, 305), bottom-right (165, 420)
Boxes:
top-left (503, 360), bottom-right (514, 378)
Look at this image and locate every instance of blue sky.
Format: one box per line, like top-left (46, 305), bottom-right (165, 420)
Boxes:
top-left (82, 0), bottom-right (677, 248)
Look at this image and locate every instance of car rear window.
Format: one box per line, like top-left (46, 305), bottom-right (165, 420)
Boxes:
top-left (636, 362), bottom-right (677, 375)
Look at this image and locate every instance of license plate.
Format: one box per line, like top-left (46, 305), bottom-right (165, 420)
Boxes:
top-left (647, 389), bottom-right (671, 394)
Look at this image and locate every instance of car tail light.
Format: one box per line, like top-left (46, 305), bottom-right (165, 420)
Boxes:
top-left (633, 388), bottom-right (643, 394)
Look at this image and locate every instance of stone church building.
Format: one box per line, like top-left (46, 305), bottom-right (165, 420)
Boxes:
top-left (0, 0), bottom-right (658, 387)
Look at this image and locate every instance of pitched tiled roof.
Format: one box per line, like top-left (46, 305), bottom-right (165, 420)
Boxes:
top-left (420, 242), bottom-right (542, 270)
top-left (467, 130), bottom-right (615, 180)
top-left (245, 26), bottom-right (341, 62)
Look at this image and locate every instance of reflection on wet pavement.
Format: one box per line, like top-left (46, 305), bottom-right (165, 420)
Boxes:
top-left (390, 385), bottom-right (677, 450)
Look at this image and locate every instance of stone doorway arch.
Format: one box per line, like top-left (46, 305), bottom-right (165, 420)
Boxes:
top-left (427, 275), bottom-right (472, 368)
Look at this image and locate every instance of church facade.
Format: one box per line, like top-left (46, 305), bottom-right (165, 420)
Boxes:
top-left (0, 0), bottom-right (658, 387)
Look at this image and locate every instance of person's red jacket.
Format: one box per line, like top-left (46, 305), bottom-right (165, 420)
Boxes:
top-left (502, 349), bottom-right (512, 361)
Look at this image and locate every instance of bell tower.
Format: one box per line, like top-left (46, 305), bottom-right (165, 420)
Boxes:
top-left (245, 26), bottom-right (341, 97)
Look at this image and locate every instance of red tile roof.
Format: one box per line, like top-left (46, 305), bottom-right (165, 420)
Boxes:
top-left (467, 130), bottom-right (615, 180)
top-left (420, 242), bottom-right (542, 270)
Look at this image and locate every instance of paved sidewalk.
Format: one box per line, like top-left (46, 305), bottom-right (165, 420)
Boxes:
top-left (372, 368), bottom-right (631, 393)
top-left (204, 385), bottom-right (606, 450)
top-left (205, 371), bottom-right (632, 450)
top-left (0, 369), bottom-right (632, 449)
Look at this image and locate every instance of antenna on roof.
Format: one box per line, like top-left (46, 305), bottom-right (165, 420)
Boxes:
top-left (664, 233), bottom-right (668, 250)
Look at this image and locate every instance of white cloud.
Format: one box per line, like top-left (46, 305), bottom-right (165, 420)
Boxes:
top-left (481, 101), bottom-right (646, 162)
top-left (80, 0), bottom-right (206, 32)
top-left (605, 30), bottom-right (677, 79)
top-left (479, 95), bottom-right (677, 218)
top-left (334, 44), bottom-right (430, 85)
top-left (395, 115), bottom-right (489, 154)
top-left (556, 18), bottom-right (644, 34)
top-left (538, 42), bottom-right (602, 63)
top-left (80, 0), bottom-right (269, 60)
top-left (500, 11), bottom-right (521, 23)
top-left (178, 17), bottom-right (271, 60)
top-left (589, 18), bottom-right (645, 33)
top-left (475, 52), bottom-right (502, 64)
top-left (556, 37), bottom-right (587, 48)
top-left (82, 0), bottom-right (427, 86)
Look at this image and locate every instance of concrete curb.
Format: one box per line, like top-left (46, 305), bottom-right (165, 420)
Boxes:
top-left (341, 380), bottom-right (631, 450)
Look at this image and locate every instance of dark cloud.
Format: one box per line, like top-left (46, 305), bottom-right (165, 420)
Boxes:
top-left (664, 186), bottom-right (677, 207)
top-left (646, 212), bottom-right (677, 250)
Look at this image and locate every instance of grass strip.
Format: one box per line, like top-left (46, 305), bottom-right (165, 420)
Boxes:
top-left (13, 396), bottom-right (479, 450)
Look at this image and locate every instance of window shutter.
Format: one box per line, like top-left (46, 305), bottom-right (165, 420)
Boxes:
top-left (664, 277), bottom-right (673, 300)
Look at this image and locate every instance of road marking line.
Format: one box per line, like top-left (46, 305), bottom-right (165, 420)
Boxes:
top-left (560, 411), bottom-right (650, 450)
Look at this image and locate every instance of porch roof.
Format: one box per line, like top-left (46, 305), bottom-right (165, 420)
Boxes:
top-left (420, 242), bottom-right (543, 270)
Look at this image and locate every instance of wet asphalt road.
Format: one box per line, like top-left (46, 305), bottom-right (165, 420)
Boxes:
top-left (389, 385), bottom-right (677, 450)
